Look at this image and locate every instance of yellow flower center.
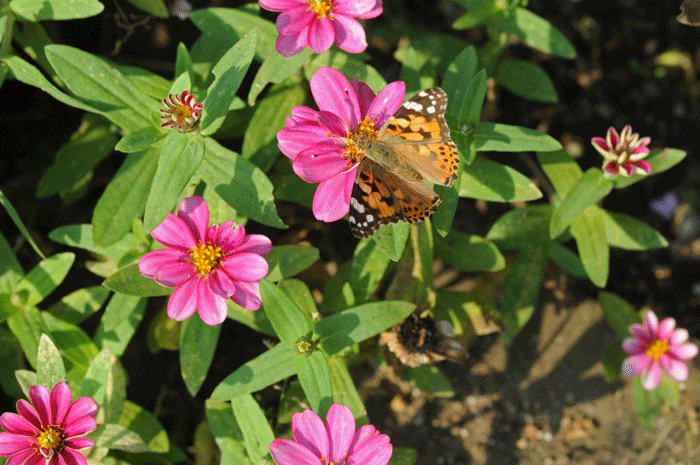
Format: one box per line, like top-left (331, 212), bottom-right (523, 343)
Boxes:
top-left (344, 117), bottom-right (377, 164)
top-left (307, 0), bottom-right (334, 18)
top-left (37, 426), bottom-right (64, 452)
top-left (173, 104), bottom-right (194, 122)
top-left (190, 243), bottom-right (224, 276)
top-left (646, 339), bottom-right (670, 360)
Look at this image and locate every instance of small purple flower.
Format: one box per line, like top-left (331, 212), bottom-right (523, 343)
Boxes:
top-left (0, 382), bottom-right (97, 465)
top-left (138, 196), bottom-right (272, 325)
top-left (259, 0), bottom-right (382, 57)
top-left (160, 91), bottom-right (203, 132)
top-left (591, 125), bottom-right (651, 178)
top-left (622, 310), bottom-right (699, 391)
top-left (269, 403), bottom-right (392, 465)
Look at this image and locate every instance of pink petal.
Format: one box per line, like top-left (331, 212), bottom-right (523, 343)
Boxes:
top-left (49, 382), bottom-right (71, 425)
top-left (342, 167), bottom-right (356, 204)
top-left (325, 405), bottom-right (355, 462)
top-left (319, 111), bottom-right (350, 136)
top-left (332, 15), bottom-right (368, 54)
top-left (138, 248), bottom-right (190, 279)
top-left (622, 338), bottom-right (647, 355)
top-left (353, 0), bottom-right (382, 18)
top-left (28, 385), bottom-right (50, 427)
top-left (351, 79), bottom-right (376, 117)
top-left (233, 234), bottom-right (273, 255)
top-left (277, 6), bottom-right (315, 35)
top-left (660, 355), bottom-right (689, 382)
top-left (367, 81), bottom-right (406, 127)
top-left (220, 253), bottom-right (269, 281)
top-left (209, 269), bottom-right (236, 299)
top-left (591, 137), bottom-right (610, 153)
top-left (0, 413), bottom-right (37, 435)
top-left (291, 106), bottom-right (321, 124)
top-left (641, 362), bottom-right (662, 390)
top-left (621, 163), bottom-right (634, 177)
top-left (259, 0), bottom-right (302, 10)
top-left (621, 354), bottom-right (651, 377)
top-left (643, 311), bottom-right (659, 335)
top-left (347, 435), bottom-right (392, 465)
top-left (629, 323), bottom-right (652, 342)
top-left (607, 127), bottom-right (620, 147)
top-left (603, 161), bottom-right (619, 176)
top-left (15, 400), bottom-right (41, 430)
top-left (669, 328), bottom-right (689, 345)
top-left (632, 160), bottom-right (651, 174)
top-left (213, 221), bottom-right (245, 251)
top-left (270, 438), bottom-right (323, 465)
top-left (351, 425), bottom-right (379, 450)
top-left (293, 410), bottom-right (329, 460)
top-left (64, 437), bottom-right (93, 450)
top-left (196, 280), bottom-right (228, 325)
top-left (58, 448), bottom-right (87, 465)
top-left (310, 67), bottom-right (361, 128)
top-left (630, 145), bottom-right (650, 155)
top-left (669, 342), bottom-right (699, 360)
top-left (167, 277), bottom-right (199, 321)
top-left (293, 145), bottom-right (350, 183)
top-left (153, 262), bottom-right (196, 287)
top-left (334, 0), bottom-right (379, 16)
top-left (150, 214), bottom-right (197, 251)
top-left (64, 398), bottom-right (97, 426)
top-left (308, 17), bottom-right (335, 54)
top-left (657, 317), bottom-right (676, 340)
top-left (313, 176), bottom-right (352, 222)
top-left (64, 416), bottom-right (96, 437)
top-left (0, 432), bottom-right (34, 455)
top-left (276, 27), bottom-right (310, 57)
top-left (277, 125), bottom-right (329, 159)
top-left (6, 448), bottom-right (39, 465)
top-left (232, 281), bottom-right (262, 310)
top-left (177, 196), bottom-right (209, 244)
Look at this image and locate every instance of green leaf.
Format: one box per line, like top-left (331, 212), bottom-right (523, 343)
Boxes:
top-left (278, 279), bottom-right (317, 316)
top-left (125, 0), bottom-right (168, 17)
top-left (495, 59), bottom-right (557, 102)
top-left (175, 43), bottom-right (193, 82)
top-left (0, 232), bottom-right (24, 294)
top-left (88, 424), bottom-right (149, 453)
top-left (571, 206), bottom-right (609, 288)
top-left (0, 188), bottom-right (46, 259)
top-left (432, 184), bottom-right (460, 236)
top-left (499, 245), bottom-right (549, 341)
top-left (295, 351), bottom-right (333, 418)
top-left (486, 204), bottom-right (553, 248)
top-left (307, 50), bottom-right (387, 92)
top-left (198, 138), bottom-right (285, 228)
top-left (328, 356), bottom-right (366, 420)
top-left (43, 312), bottom-right (100, 388)
top-left (500, 7), bottom-right (576, 59)
top-left (458, 156), bottom-right (542, 201)
top-left (388, 448), bottom-right (418, 465)
top-left (10, 0), bottom-right (104, 21)
top-left (613, 148), bottom-right (687, 189)
top-left (210, 343), bottom-right (296, 400)
top-left (632, 377), bottom-right (662, 431)
top-left (226, 300), bottom-right (276, 337)
top-left (93, 293), bottom-right (146, 357)
top-left (248, 48), bottom-right (311, 105)
top-left (200, 30), bottom-right (258, 135)
top-left (404, 365), bottom-right (454, 397)
top-left (15, 370), bottom-right (38, 398)
top-left (472, 122), bottom-right (562, 152)
top-left (7, 307), bottom-right (50, 369)
top-left (37, 334), bottom-right (66, 390)
top-left (242, 83), bottom-right (306, 171)
top-left (260, 280), bottom-right (312, 344)
top-left (441, 46), bottom-right (478, 119)
top-left (0, 16), bottom-right (7, 45)
top-left (452, 0), bottom-right (499, 29)
top-left (602, 340), bottom-right (627, 382)
top-left (264, 245), bottom-right (320, 282)
top-left (435, 231), bottom-right (505, 272)
top-left (144, 132), bottom-right (205, 232)
top-left (14, 253), bottom-right (75, 308)
top-left (400, 47), bottom-right (436, 97)
top-left (230, 394), bottom-right (275, 463)
top-left (537, 149), bottom-right (583, 197)
top-left (351, 238), bottom-right (393, 305)
top-left (273, 175), bottom-right (316, 209)
top-left (103, 264), bottom-right (172, 297)
top-left (181, 316), bottom-right (221, 396)
top-left (316, 301), bottom-right (416, 356)
top-left (601, 210), bottom-right (668, 250)
top-left (548, 244), bottom-right (586, 278)
top-left (118, 400), bottom-right (169, 453)
top-left (45, 45), bottom-right (157, 131)
top-left (598, 291), bottom-right (640, 339)
top-left (47, 286), bottom-right (110, 325)
top-left (81, 348), bottom-right (127, 423)
top-left (550, 168), bottom-right (613, 238)
top-left (93, 148), bottom-right (159, 247)
top-left (118, 65), bottom-right (172, 100)
top-left (394, 33), bottom-right (468, 76)
top-left (205, 401), bottom-right (248, 465)
top-left (115, 127), bottom-right (166, 154)
top-left (373, 223), bottom-right (411, 262)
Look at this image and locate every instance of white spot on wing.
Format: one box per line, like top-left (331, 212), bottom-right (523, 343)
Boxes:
top-left (366, 214), bottom-right (375, 223)
top-left (426, 106), bottom-right (436, 114)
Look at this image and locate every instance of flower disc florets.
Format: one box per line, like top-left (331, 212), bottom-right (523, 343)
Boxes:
top-left (591, 125), bottom-right (651, 178)
top-left (160, 90), bottom-right (203, 132)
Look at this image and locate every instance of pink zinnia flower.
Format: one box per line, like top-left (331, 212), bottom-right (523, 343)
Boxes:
top-left (276, 67), bottom-right (405, 222)
top-left (269, 403), bottom-right (392, 465)
top-left (0, 382), bottom-right (97, 465)
top-left (160, 91), bottom-right (203, 132)
top-left (622, 310), bottom-right (699, 391)
top-left (259, 0), bottom-right (382, 57)
top-left (138, 196), bottom-right (272, 325)
top-left (591, 125), bottom-right (651, 178)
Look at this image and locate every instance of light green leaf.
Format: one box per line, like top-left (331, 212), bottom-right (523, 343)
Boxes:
top-left (0, 232), bottom-right (24, 294)
top-left (45, 45), bottom-right (157, 131)
top-left (37, 334), bottom-right (66, 390)
top-left (248, 48), bottom-right (311, 105)
top-left (15, 370), bottom-right (37, 399)
top-left (81, 348), bottom-right (127, 423)
top-left (93, 293), bottom-right (146, 357)
top-left (537, 149), bottom-right (583, 197)
top-left (260, 280), bottom-right (312, 344)
top-left (373, 223), bottom-right (410, 262)
top-left (602, 340), bottom-right (627, 382)
top-left (175, 42), bottom-right (193, 82)
top-left (43, 312), bottom-right (100, 388)
top-left (328, 356), bottom-right (366, 420)
top-left (388, 448), bottom-right (419, 465)
top-left (144, 132), bottom-right (205, 232)
top-left (550, 168), bottom-right (613, 238)
top-left (394, 33), bottom-right (468, 76)
top-left (571, 206), bottom-right (609, 288)
top-left (351, 238), bottom-right (393, 305)
top-left (205, 401), bottom-right (248, 465)
top-left (13, 253), bottom-right (75, 308)
top-left (125, 0), bottom-right (168, 17)
top-left (435, 232), bottom-right (505, 272)
top-left (103, 264), bottom-right (172, 297)
top-left (501, 7), bottom-right (576, 59)
top-left (472, 122), bottom-right (562, 152)
top-left (264, 245), bottom-right (320, 282)
top-left (452, 0), bottom-right (499, 29)
top-left (441, 46), bottom-right (478, 119)
top-left (46, 286), bottom-right (110, 325)
top-left (0, 188), bottom-right (46, 259)
top-left (598, 291), bottom-right (640, 339)
top-left (88, 424), bottom-right (149, 452)
top-left (10, 0), bottom-right (104, 21)
top-left (200, 30), bottom-right (258, 135)
top-left (295, 351), bottom-right (333, 418)
top-left (278, 279), bottom-right (317, 317)
top-left (400, 47), bottom-right (436, 97)
top-left (495, 59), bottom-right (557, 102)
top-left (197, 138), bottom-right (285, 228)
top-left (433, 184), bottom-right (460, 237)
top-left (458, 156), bottom-right (542, 201)
top-left (316, 301), bottom-right (416, 356)
top-left (486, 204), bottom-right (553, 248)
top-left (230, 394), bottom-right (275, 464)
top-left (226, 300), bottom-right (276, 337)
top-left (0, 16), bottom-right (7, 45)
top-left (601, 210), bottom-right (668, 250)
top-left (49, 224), bottom-right (139, 263)
top-left (404, 365), bottom-right (454, 397)
top-left (7, 307), bottom-right (50, 369)
top-left (118, 400), bottom-right (169, 453)
top-left (115, 126), bottom-right (166, 154)
top-left (614, 148), bottom-right (687, 189)
top-left (117, 64), bottom-right (172, 100)
top-left (93, 147), bottom-right (158, 247)
top-left (548, 244), bottom-right (586, 278)
top-left (181, 316), bottom-right (221, 396)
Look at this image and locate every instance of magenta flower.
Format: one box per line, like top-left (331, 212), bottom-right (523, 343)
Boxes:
top-left (259, 0), bottom-right (382, 57)
top-left (138, 196), bottom-right (272, 325)
top-left (160, 91), bottom-right (203, 132)
top-left (591, 125), bottom-right (651, 178)
top-left (277, 67), bottom-right (405, 222)
top-left (622, 310), bottom-right (699, 391)
top-left (269, 403), bottom-right (392, 465)
top-left (0, 382), bottom-right (97, 465)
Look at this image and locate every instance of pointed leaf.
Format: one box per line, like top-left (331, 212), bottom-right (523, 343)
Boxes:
top-left (435, 231), bottom-right (505, 272)
top-left (181, 316), bottom-right (221, 396)
top-left (0, 188), bottom-right (45, 259)
top-left (0, 232), bottom-right (24, 294)
top-left (296, 351), bottom-right (333, 418)
top-left (495, 59), bottom-right (557, 102)
top-left (115, 126), bottom-right (166, 154)
top-left (264, 245), bottom-right (319, 282)
top-left (550, 168), bottom-right (613, 238)
top-left (486, 204), bottom-right (553, 248)
top-left (230, 393), bottom-right (275, 463)
top-left (103, 263), bottom-right (173, 297)
top-left (205, 400), bottom-right (248, 464)
top-left (93, 293), bottom-right (146, 357)
top-left (117, 400), bottom-right (169, 453)
top-left (442, 48), bottom-right (478, 112)
top-left (13, 253), bottom-right (75, 308)
top-left (47, 286), bottom-right (110, 326)
top-left (373, 223), bottom-right (410, 261)
top-left (125, 0), bottom-right (168, 17)
top-left (404, 365), bottom-right (454, 397)
top-left (37, 334), bottom-right (66, 389)
top-left (328, 356), bottom-right (366, 420)
top-left (351, 238), bottom-right (393, 305)
top-left (260, 279), bottom-right (312, 344)
top-left (248, 48), bottom-right (311, 105)
top-left (459, 156), bottom-right (542, 201)
top-left (500, 7), bottom-right (576, 59)
top-left (614, 148), bottom-right (687, 189)
top-left (81, 348), bottom-right (127, 423)
top-left (537, 149), bottom-right (584, 197)
top-left (571, 206), bottom-right (609, 288)
top-left (601, 210), bottom-right (668, 250)
top-left (10, 0), bottom-right (104, 21)
top-left (88, 424), bottom-right (149, 452)
top-left (472, 122), bottom-right (562, 152)
top-left (598, 291), bottom-right (640, 339)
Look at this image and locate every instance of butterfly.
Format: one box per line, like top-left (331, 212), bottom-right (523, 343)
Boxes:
top-left (678, 0), bottom-right (700, 26)
top-left (348, 88), bottom-right (460, 238)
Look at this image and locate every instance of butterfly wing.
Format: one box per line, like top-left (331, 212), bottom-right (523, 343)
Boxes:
top-left (373, 87), bottom-right (459, 187)
top-left (348, 158), bottom-right (441, 238)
